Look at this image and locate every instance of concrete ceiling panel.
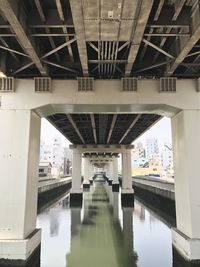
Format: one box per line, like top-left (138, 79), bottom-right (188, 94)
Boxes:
top-left (83, 0), bottom-right (99, 19)
top-left (85, 20), bottom-right (99, 41)
top-left (101, 21), bottom-right (119, 41)
top-left (121, 0), bottom-right (138, 19)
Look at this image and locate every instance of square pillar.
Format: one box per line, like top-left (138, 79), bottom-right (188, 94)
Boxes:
top-left (70, 149), bottom-right (83, 207)
top-left (112, 157), bottom-right (119, 192)
top-left (83, 157), bottom-right (90, 189)
top-left (172, 110), bottom-right (200, 261)
top-left (0, 110), bottom-right (41, 261)
top-left (89, 162), bottom-right (94, 185)
top-left (121, 149), bottom-right (134, 207)
top-left (108, 161), bottom-right (113, 185)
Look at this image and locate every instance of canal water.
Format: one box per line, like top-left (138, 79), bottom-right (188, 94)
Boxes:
top-left (36, 179), bottom-right (191, 267)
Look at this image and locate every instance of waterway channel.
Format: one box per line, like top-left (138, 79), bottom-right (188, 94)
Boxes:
top-left (36, 178), bottom-right (197, 267)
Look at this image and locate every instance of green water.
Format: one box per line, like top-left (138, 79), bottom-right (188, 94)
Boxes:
top-left (37, 180), bottom-right (177, 267)
top-left (67, 184), bottom-right (137, 267)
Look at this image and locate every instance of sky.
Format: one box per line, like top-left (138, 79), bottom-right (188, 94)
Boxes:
top-left (134, 117), bottom-right (172, 145)
top-left (40, 116), bottom-right (172, 147)
top-left (40, 118), bottom-right (71, 147)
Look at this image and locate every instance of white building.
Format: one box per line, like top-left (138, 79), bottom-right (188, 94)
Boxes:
top-left (160, 142), bottom-right (174, 178)
top-left (39, 161), bottom-right (52, 181)
top-left (40, 137), bottom-right (72, 176)
top-left (132, 142), bottom-right (145, 159)
top-left (63, 147), bottom-right (72, 175)
top-left (145, 138), bottom-right (159, 160)
top-left (40, 142), bottom-right (53, 162)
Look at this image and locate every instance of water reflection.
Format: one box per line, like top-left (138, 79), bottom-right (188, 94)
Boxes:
top-left (3, 182), bottom-right (200, 267)
top-left (66, 183), bottom-right (138, 267)
top-left (35, 181), bottom-right (200, 267)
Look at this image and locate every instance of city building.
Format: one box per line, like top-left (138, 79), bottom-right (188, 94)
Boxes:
top-left (132, 157), bottom-right (148, 168)
top-left (40, 142), bottom-right (53, 163)
top-left (132, 142), bottom-right (145, 159)
top-left (38, 161), bottom-right (52, 181)
top-left (160, 142), bottom-right (174, 179)
top-left (63, 147), bottom-right (72, 175)
top-left (145, 138), bottom-right (159, 160)
top-left (52, 137), bottom-right (63, 167)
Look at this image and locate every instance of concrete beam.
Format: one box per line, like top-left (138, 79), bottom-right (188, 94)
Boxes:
top-left (107, 114), bottom-right (117, 143)
top-left (167, 2), bottom-right (200, 75)
top-left (1, 79), bottom-right (199, 117)
top-left (34, 0), bottom-right (60, 62)
top-left (69, 144), bottom-right (133, 153)
top-left (0, 0), bottom-right (47, 76)
top-left (69, 0), bottom-right (88, 76)
top-left (172, 0), bottom-right (187, 21)
top-left (66, 114), bottom-right (85, 144)
top-left (90, 114), bottom-right (97, 144)
top-left (119, 115), bottom-right (142, 144)
top-left (55, 0), bottom-right (74, 60)
top-left (125, 0), bottom-right (154, 76)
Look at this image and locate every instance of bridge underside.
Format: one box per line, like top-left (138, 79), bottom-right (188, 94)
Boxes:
top-left (0, 0), bottom-right (199, 79)
top-left (1, 0), bottom-right (200, 264)
top-left (47, 113), bottom-right (161, 144)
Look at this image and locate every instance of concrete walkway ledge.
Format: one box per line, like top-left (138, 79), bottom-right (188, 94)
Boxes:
top-left (0, 229), bottom-right (41, 261)
top-left (172, 228), bottom-right (200, 262)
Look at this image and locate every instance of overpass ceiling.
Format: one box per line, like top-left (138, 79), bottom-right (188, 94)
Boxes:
top-left (47, 113), bottom-right (161, 145)
top-left (0, 0), bottom-right (200, 78)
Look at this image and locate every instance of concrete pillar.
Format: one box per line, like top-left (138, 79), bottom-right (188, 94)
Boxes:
top-left (108, 160), bottom-right (113, 185)
top-left (0, 110), bottom-right (41, 261)
top-left (108, 161), bottom-right (113, 178)
top-left (89, 161), bottom-right (94, 185)
top-left (83, 157), bottom-right (90, 189)
top-left (70, 149), bottom-right (83, 206)
top-left (70, 208), bottom-right (81, 237)
top-left (121, 149), bottom-right (134, 207)
top-left (122, 208), bottom-right (134, 257)
top-left (104, 163), bottom-right (109, 179)
top-left (113, 192), bottom-right (119, 220)
top-left (172, 110), bottom-right (200, 261)
top-left (112, 157), bottom-right (119, 192)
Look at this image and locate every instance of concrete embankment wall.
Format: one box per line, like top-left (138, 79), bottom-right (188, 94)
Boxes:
top-left (133, 176), bottom-right (176, 225)
top-left (133, 176), bottom-right (175, 201)
top-left (37, 177), bottom-right (72, 208)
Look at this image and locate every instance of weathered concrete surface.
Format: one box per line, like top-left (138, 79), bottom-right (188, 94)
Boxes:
top-left (133, 176), bottom-right (175, 201)
top-left (38, 177), bottom-right (71, 194)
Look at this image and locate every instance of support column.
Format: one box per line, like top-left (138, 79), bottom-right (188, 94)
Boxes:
top-left (121, 149), bottom-right (134, 207)
top-left (104, 163), bottom-right (109, 181)
top-left (112, 156), bottom-right (119, 192)
top-left (89, 161), bottom-right (94, 185)
top-left (108, 160), bottom-right (113, 185)
top-left (0, 110), bottom-right (41, 261)
top-left (172, 110), bottom-right (200, 261)
top-left (113, 192), bottom-right (119, 220)
top-left (83, 157), bottom-right (90, 189)
top-left (70, 149), bottom-right (83, 207)
top-left (122, 208), bottom-right (134, 259)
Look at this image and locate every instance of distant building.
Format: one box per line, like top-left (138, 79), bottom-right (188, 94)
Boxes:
top-left (63, 147), bottom-right (72, 175)
top-left (132, 159), bottom-right (162, 177)
top-left (132, 142), bottom-right (145, 159)
top-left (145, 138), bottom-right (159, 160)
top-left (40, 137), bottom-right (72, 176)
top-left (39, 161), bottom-right (52, 180)
top-left (52, 137), bottom-right (63, 166)
top-left (161, 142), bottom-right (174, 178)
top-left (132, 157), bottom-right (148, 168)
top-left (40, 142), bottom-right (53, 162)
top-left (40, 141), bottom-right (45, 160)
